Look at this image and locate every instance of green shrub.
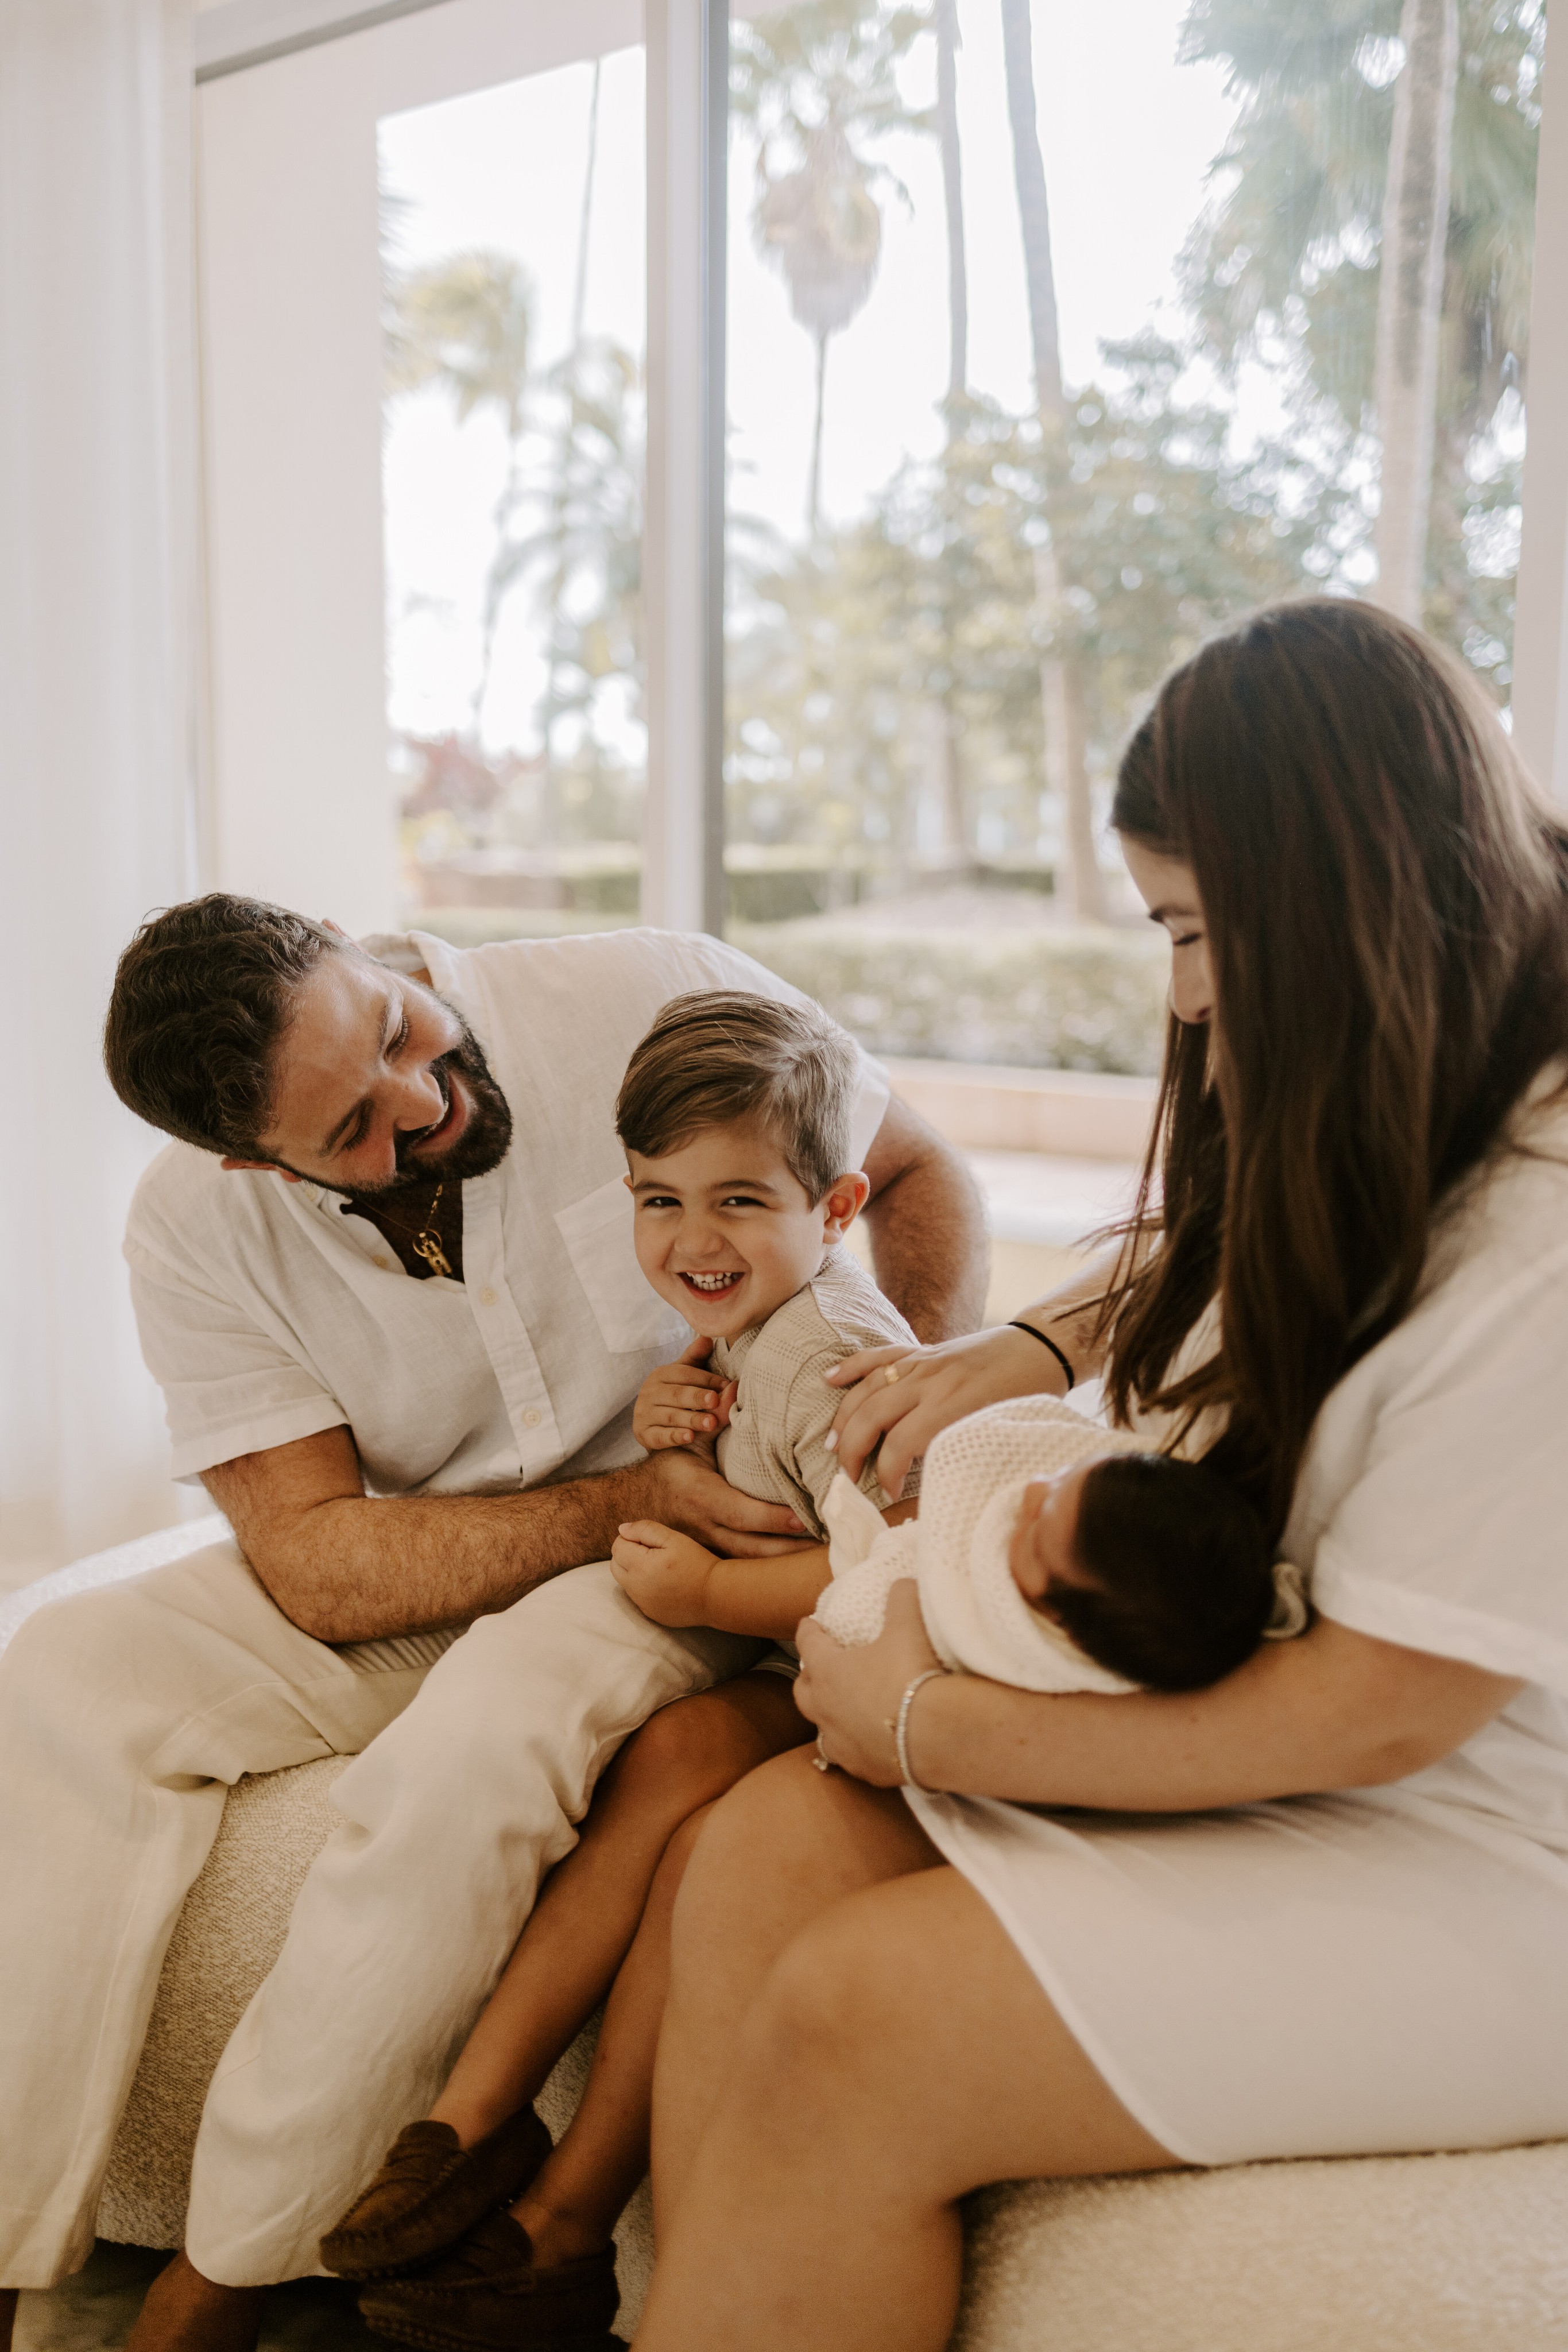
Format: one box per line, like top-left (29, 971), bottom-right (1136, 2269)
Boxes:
top-left (409, 907), bottom-right (1168, 1076)
top-left (733, 918), bottom-right (1168, 1074)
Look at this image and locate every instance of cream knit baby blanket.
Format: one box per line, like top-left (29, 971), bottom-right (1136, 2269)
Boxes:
top-left (816, 1396), bottom-right (1307, 1692)
top-left (816, 1398), bottom-right (1141, 1693)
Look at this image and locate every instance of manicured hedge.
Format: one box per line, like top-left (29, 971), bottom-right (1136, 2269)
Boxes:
top-left (411, 907), bottom-right (1168, 1076)
top-left (732, 918), bottom-right (1168, 1075)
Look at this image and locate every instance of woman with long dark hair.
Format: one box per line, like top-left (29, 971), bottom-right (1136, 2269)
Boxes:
top-left (633, 601), bottom-right (1568, 2351)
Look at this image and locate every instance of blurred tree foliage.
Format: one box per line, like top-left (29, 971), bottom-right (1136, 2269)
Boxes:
top-left (727, 347), bottom-right (1330, 862)
top-left (386, 0), bottom-right (1540, 902)
top-left (387, 251), bottom-right (644, 851)
top-left (723, 0), bottom-right (1540, 876)
top-left (1178, 0), bottom-right (1540, 679)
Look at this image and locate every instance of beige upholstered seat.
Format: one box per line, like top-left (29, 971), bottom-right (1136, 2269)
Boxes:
top-left (7, 1530), bottom-right (1567, 2348)
top-left (89, 1754), bottom-right (654, 2330)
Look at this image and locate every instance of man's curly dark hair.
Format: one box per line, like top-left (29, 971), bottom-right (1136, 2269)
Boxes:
top-left (103, 893), bottom-right (340, 1156)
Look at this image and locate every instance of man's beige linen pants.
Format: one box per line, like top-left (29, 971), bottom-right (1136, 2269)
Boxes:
top-left (0, 1539), bottom-right (755, 2289)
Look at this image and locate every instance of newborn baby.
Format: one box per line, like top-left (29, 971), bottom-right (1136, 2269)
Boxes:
top-left (819, 1396), bottom-right (1306, 1694)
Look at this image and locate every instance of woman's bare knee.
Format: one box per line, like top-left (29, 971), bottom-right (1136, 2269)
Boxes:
top-left (666, 1747), bottom-right (938, 2030)
top-left (688, 1743), bottom-right (935, 1906)
top-left (746, 1871), bottom-right (1175, 2193)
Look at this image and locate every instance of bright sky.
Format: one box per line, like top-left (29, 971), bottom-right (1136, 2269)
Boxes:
top-left (380, 0), bottom-right (1241, 755)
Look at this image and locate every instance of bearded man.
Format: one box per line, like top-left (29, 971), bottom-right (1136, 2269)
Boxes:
top-left (0, 899), bottom-right (986, 2352)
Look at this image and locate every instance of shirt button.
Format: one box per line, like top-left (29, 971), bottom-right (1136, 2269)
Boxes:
top-left (478, 1286), bottom-right (498, 1307)
top-left (522, 1409), bottom-right (541, 1428)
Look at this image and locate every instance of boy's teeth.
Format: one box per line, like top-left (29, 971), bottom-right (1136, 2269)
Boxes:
top-left (684, 1272), bottom-right (740, 1291)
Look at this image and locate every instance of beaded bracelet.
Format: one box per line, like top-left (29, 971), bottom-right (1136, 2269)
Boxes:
top-left (890, 1669), bottom-right (948, 1792)
top-left (1007, 1320), bottom-right (1076, 1392)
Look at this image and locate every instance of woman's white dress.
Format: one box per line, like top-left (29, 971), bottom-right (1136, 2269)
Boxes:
top-left (907, 1092), bottom-right (1568, 2164)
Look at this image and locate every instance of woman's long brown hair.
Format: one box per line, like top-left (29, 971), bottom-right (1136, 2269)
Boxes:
top-left (1103, 598), bottom-right (1568, 1541)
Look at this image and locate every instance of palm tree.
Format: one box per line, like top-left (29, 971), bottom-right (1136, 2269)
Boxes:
top-left (1371, 0), bottom-right (1459, 620)
top-left (1179, 0), bottom-right (1540, 666)
top-left (998, 0), bottom-right (1106, 922)
top-left (733, 2), bottom-right (931, 537)
top-left (754, 121), bottom-right (884, 533)
top-left (386, 252), bottom-right (535, 734)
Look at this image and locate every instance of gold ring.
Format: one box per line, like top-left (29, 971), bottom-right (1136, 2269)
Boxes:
top-left (884, 1363), bottom-right (901, 1386)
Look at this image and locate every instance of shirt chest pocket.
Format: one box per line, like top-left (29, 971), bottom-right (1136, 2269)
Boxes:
top-left (555, 1176), bottom-right (691, 1357)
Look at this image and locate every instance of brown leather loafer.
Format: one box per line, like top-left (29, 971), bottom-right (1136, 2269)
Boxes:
top-left (358, 2210), bottom-right (620, 2350)
top-left (322, 2109), bottom-right (554, 2280)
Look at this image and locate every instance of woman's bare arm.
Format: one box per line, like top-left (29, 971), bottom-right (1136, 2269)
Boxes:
top-left (795, 1584), bottom-right (1522, 1808)
top-left (823, 1247), bottom-right (1123, 1490)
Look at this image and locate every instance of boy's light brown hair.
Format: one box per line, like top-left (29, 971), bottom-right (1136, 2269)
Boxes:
top-left (615, 990), bottom-right (860, 1202)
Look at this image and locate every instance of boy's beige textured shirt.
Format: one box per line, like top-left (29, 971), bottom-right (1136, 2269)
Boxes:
top-left (711, 1245), bottom-right (918, 1534)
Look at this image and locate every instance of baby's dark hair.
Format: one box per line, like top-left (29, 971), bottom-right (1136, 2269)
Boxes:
top-left (1051, 1453), bottom-right (1276, 1692)
top-left (615, 989), bottom-right (858, 1202)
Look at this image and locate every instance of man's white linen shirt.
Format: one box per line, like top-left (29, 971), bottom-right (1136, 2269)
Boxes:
top-left (125, 929), bottom-right (889, 1496)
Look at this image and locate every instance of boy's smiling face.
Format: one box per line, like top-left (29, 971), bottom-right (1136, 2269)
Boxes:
top-left (626, 1116), bottom-right (869, 1340)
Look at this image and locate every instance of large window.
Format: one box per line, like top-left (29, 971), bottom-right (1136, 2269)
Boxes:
top-left (195, 0), bottom-right (1548, 1016)
top-left (382, 47), bottom-right (649, 941)
top-left (195, 0), bottom-right (648, 942)
top-left (723, 0), bottom-right (1542, 1074)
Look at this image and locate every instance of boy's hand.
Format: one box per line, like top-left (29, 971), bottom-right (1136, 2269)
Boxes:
top-left (634, 1336), bottom-right (738, 1454)
top-left (611, 1521), bottom-right (722, 1628)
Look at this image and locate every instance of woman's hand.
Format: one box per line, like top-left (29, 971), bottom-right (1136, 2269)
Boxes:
top-left (795, 1582), bottom-right (943, 1786)
top-left (633, 1337), bottom-right (738, 1454)
top-left (823, 1325), bottom-right (1068, 1491)
top-left (611, 1519), bottom-right (721, 1627)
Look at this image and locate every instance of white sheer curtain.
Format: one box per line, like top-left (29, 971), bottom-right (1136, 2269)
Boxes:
top-left (0, 0), bottom-right (201, 1583)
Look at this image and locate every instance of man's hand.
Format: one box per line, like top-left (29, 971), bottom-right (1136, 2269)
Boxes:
top-left (634, 1447), bottom-right (806, 1556)
top-left (610, 1521), bottom-right (721, 1628)
top-left (633, 1336), bottom-right (737, 1453)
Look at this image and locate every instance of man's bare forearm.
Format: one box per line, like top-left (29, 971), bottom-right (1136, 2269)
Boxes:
top-left (206, 1442), bottom-right (660, 1645)
top-left (864, 1140), bottom-right (988, 1341)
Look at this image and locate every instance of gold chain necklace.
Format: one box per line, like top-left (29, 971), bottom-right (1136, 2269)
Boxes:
top-left (366, 1180), bottom-right (453, 1279)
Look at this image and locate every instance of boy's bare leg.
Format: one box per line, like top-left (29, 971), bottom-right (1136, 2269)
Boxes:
top-left (129, 1683), bottom-right (802, 2352)
top-left (432, 1674), bottom-right (807, 2153)
top-left (122, 2258), bottom-right (262, 2352)
top-left (508, 1794), bottom-right (724, 2268)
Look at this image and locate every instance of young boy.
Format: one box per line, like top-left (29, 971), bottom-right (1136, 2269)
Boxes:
top-left (323, 993), bottom-right (918, 2351)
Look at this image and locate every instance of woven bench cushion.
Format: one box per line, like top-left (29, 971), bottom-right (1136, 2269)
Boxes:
top-left (94, 1757), bottom-right (655, 2336)
top-left (92, 1749), bottom-right (1568, 2350)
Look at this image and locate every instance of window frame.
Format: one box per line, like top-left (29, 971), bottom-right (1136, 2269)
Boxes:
top-left (193, 0), bottom-right (729, 936)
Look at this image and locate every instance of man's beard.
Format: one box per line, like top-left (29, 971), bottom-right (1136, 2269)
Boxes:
top-left (296, 1002), bottom-right (514, 1198)
top-left (383, 1012), bottom-right (514, 1192)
